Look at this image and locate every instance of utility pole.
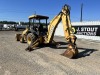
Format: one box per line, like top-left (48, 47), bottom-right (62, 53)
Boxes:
top-left (80, 3), bottom-right (83, 22)
top-left (34, 11), bottom-right (36, 23)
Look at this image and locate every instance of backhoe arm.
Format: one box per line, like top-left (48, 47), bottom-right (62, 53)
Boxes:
top-left (47, 4), bottom-right (75, 44)
top-left (61, 6), bottom-right (76, 45)
top-left (47, 13), bottom-right (62, 43)
top-left (46, 4), bottom-right (78, 58)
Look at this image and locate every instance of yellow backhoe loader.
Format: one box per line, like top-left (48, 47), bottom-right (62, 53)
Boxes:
top-left (16, 4), bottom-right (78, 59)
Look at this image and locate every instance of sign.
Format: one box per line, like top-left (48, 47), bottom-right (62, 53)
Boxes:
top-left (73, 25), bottom-right (100, 36)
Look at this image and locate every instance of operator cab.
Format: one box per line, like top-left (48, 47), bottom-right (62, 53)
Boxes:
top-left (28, 15), bottom-right (49, 35)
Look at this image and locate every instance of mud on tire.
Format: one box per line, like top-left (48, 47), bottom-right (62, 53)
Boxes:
top-left (27, 33), bottom-right (37, 46)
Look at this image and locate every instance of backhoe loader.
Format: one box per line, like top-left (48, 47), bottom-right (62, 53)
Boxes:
top-left (16, 4), bottom-right (78, 59)
top-left (15, 15), bottom-right (49, 43)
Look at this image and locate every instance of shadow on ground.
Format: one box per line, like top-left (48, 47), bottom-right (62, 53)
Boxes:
top-left (49, 41), bottom-right (68, 49)
top-left (74, 47), bottom-right (98, 59)
top-left (25, 41), bottom-right (68, 51)
top-left (32, 41), bottom-right (68, 49)
top-left (25, 41), bottom-right (98, 59)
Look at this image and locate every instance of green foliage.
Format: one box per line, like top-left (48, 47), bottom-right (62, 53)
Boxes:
top-left (0, 21), bottom-right (48, 26)
top-left (21, 22), bottom-right (29, 25)
top-left (0, 21), bottom-right (18, 24)
top-left (0, 21), bottom-right (29, 25)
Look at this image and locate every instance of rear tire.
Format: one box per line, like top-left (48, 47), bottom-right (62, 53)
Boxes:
top-left (27, 33), bottom-right (37, 46)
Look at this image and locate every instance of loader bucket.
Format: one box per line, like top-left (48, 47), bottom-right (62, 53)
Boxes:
top-left (15, 34), bottom-right (21, 41)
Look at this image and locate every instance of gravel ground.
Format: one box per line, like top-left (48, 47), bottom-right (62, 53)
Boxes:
top-left (0, 31), bottom-right (100, 75)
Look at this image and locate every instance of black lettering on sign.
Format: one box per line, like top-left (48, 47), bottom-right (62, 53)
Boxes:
top-left (73, 25), bottom-right (100, 36)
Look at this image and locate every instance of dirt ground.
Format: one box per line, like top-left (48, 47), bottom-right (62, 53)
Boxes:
top-left (0, 31), bottom-right (100, 75)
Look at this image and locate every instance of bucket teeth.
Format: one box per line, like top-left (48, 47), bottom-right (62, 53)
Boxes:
top-left (61, 49), bottom-right (74, 59)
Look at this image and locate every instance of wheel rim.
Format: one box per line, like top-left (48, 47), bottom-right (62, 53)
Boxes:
top-left (27, 37), bottom-right (31, 45)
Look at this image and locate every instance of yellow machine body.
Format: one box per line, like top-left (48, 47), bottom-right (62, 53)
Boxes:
top-left (16, 4), bottom-right (78, 59)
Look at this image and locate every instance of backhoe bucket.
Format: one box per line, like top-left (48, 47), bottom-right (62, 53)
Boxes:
top-left (61, 44), bottom-right (78, 59)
